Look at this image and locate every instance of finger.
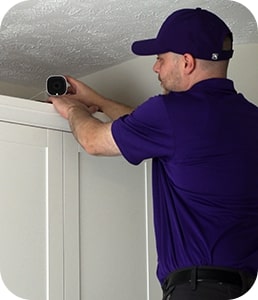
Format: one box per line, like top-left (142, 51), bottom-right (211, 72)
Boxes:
top-left (48, 95), bottom-right (64, 102)
top-left (65, 75), bottom-right (79, 88)
top-left (48, 96), bottom-right (54, 103)
top-left (67, 86), bottom-right (75, 95)
top-left (87, 105), bottom-right (100, 114)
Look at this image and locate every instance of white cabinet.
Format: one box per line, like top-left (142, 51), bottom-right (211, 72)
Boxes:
top-left (0, 96), bottom-right (79, 300)
top-left (79, 153), bottom-right (147, 299)
top-left (0, 96), bottom-right (161, 300)
top-left (0, 122), bottom-right (64, 300)
top-left (79, 151), bottom-right (161, 300)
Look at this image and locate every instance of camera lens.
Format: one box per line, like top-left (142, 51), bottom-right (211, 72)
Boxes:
top-left (47, 76), bottom-right (67, 96)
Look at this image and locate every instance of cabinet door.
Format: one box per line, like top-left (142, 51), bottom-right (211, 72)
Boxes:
top-left (79, 151), bottom-right (150, 300)
top-left (0, 122), bottom-right (64, 300)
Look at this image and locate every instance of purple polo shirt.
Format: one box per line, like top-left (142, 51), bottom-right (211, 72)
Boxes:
top-left (111, 78), bottom-right (258, 284)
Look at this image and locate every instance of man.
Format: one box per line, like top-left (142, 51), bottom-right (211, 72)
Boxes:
top-left (49, 8), bottom-right (258, 300)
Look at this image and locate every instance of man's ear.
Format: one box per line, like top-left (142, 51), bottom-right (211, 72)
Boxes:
top-left (182, 53), bottom-right (195, 74)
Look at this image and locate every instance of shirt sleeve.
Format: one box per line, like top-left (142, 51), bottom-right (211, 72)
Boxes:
top-left (111, 95), bottom-right (175, 165)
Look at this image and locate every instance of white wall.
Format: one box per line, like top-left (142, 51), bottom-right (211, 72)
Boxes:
top-left (0, 43), bottom-right (257, 106)
top-left (228, 43), bottom-right (258, 104)
top-left (80, 43), bottom-right (258, 107)
top-left (0, 80), bottom-right (40, 99)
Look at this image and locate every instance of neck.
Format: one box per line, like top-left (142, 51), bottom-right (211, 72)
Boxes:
top-left (186, 59), bottom-right (229, 90)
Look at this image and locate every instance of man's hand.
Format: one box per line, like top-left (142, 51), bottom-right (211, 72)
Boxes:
top-left (49, 75), bottom-right (134, 120)
top-left (47, 75), bottom-right (128, 156)
top-left (49, 95), bottom-right (99, 120)
top-left (48, 93), bottom-right (120, 156)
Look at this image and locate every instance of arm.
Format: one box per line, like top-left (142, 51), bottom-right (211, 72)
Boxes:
top-left (50, 96), bottom-right (120, 156)
top-left (63, 76), bottom-right (134, 120)
top-left (48, 76), bottom-right (133, 156)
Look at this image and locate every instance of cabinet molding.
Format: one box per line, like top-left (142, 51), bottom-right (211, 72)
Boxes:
top-left (0, 95), bottom-right (70, 132)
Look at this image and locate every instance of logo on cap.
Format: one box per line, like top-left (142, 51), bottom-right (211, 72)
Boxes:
top-left (211, 53), bottom-right (219, 60)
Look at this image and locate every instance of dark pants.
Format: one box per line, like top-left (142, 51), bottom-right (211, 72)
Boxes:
top-left (162, 267), bottom-right (256, 300)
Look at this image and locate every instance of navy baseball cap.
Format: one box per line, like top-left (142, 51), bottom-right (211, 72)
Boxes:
top-left (132, 8), bottom-right (234, 61)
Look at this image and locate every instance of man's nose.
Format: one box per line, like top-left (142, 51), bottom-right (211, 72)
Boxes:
top-left (153, 60), bottom-right (160, 73)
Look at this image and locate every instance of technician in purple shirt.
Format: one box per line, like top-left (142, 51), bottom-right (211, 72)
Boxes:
top-left (49, 8), bottom-right (258, 300)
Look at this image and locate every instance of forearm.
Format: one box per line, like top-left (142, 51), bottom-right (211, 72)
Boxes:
top-left (50, 91), bottom-right (123, 156)
top-left (83, 89), bottom-right (134, 120)
top-left (97, 97), bottom-right (134, 120)
top-left (62, 76), bottom-right (135, 120)
top-left (68, 105), bottom-right (120, 156)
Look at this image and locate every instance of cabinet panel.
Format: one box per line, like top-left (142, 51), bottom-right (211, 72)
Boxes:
top-left (63, 133), bottom-right (80, 300)
top-left (79, 152), bottom-right (148, 300)
top-left (0, 138), bottom-right (46, 299)
top-left (0, 122), bottom-right (64, 300)
top-left (145, 162), bottom-right (162, 300)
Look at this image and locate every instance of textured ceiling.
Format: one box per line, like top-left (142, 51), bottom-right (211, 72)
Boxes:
top-left (0, 0), bottom-right (257, 91)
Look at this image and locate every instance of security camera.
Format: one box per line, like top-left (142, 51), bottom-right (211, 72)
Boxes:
top-left (46, 75), bottom-right (68, 96)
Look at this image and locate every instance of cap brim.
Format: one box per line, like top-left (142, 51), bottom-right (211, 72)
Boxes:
top-left (131, 38), bottom-right (162, 56)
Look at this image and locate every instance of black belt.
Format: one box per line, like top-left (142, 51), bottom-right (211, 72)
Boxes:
top-left (162, 267), bottom-right (243, 290)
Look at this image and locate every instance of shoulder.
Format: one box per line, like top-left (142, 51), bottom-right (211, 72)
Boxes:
top-left (130, 94), bottom-right (171, 126)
